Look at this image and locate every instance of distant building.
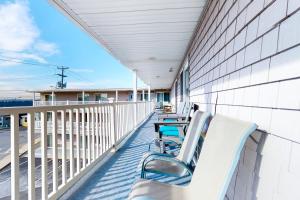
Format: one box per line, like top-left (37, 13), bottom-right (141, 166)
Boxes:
top-left (30, 88), bottom-right (170, 105)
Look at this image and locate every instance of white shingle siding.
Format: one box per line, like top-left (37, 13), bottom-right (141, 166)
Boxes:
top-left (172, 0), bottom-right (300, 199)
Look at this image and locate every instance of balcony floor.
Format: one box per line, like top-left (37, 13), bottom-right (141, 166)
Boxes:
top-left (69, 113), bottom-right (191, 200)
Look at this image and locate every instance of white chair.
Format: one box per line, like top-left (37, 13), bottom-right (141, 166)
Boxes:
top-left (142, 111), bottom-right (211, 178)
top-left (129, 114), bottom-right (257, 200)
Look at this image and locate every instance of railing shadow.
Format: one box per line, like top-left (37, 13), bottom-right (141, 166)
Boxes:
top-left (69, 114), bottom-right (191, 200)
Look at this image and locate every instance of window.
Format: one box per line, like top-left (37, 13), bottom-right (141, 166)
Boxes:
top-left (163, 92), bottom-right (170, 102)
top-left (45, 94), bottom-right (52, 101)
top-left (156, 93), bottom-right (164, 102)
top-left (144, 93), bottom-right (149, 101)
top-left (180, 72), bottom-right (184, 102)
top-left (77, 93), bottom-right (90, 101)
top-left (96, 93), bottom-right (108, 101)
top-left (184, 66), bottom-right (190, 101)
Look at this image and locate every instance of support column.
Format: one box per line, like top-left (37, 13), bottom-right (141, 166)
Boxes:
top-left (115, 90), bottom-right (118, 102)
top-left (133, 70), bottom-right (137, 126)
top-left (133, 70), bottom-right (137, 102)
top-left (147, 85), bottom-right (151, 114)
top-left (33, 92), bottom-right (36, 106)
top-left (147, 85), bottom-right (151, 101)
top-left (51, 91), bottom-right (54, 106)
top-left (142, 90), bottom-right (145, 101)
top-left (82, 91), bottom-right (85, 104)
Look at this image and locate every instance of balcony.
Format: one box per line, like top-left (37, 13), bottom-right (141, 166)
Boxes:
top-left (0, 101), bottom-right (154, 199)
top-left (1, 0), bottom-right (299, 199)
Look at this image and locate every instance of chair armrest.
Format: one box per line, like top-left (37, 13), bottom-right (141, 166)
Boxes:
top-left (141, 155), bottom-right (193, 178)
top-left (158, 115), bottom-right (186, 121)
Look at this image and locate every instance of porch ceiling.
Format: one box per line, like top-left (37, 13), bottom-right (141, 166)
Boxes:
top-left (49, 0), bottom-right (207, 89)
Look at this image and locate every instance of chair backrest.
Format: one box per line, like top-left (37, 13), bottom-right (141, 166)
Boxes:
top-left (187, 115), bottom-right (257, 200)
top-left (176, 102), bottom-right (186, 115)
top-left (176, 110), bottom-right (211, 164)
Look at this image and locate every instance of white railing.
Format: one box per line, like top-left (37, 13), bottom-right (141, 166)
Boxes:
top-left (0, 101), bottom-right (154, 200)
top-left (33, 101), bottom-right (104, 106)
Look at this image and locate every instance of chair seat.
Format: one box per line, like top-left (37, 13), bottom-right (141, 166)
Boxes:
top-left (160, 129), bottom-right (180, 137)
top-left (129, 179), bottom-right (187, 200)
top-left (160, 119), bottom-right (180, 136)
top-left (144, 159), bottom-right (187, 177)
top-left (159, 125), bottom-right (178, 132)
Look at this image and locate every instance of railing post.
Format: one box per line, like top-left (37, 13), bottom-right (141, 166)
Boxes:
top-left (95, 106), bottom-right (99, 158)
top-left (11, 113), bottom-right (19, 200)
top-left (134, 102), bottom-right (137, 126)
top-left (91, 107), bottom-right (95, 161)
top-left (69, 109), bottom-right (74, 179)
top-left (41, 111), bottom-right (48, 200)
top-left (52, 111), bottom-right (58, 193)
top-left (27, 112), bottom-right (35, 200)
top-left (82, 108), bottom-right (86, 168)
top-left (87, 108), bottom-right (91, 165)
top-left (110, 101), bottom-right (117, 149)
top-left (75, 109), bottom-right (80, 174)
top-left (61, 110), bottom-right (67, 185)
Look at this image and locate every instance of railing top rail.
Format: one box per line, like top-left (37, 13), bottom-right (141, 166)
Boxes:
top-left (0, 101), bottom-right (152, 115)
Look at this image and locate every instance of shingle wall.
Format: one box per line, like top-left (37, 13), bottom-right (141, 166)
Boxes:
top-left (174, 0), bottom-right (300, 199)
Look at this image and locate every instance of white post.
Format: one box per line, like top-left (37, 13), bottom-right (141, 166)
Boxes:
top-left (51, 91), bottom-right (54, 106)
top-left (133, 70), bottom-right (137, 126)
top-left (142, 90), bottom-right (145, 101)
top-left (11, 113), bottom-right (19, 200)
top-left (41, 111), bottom-right (48, 199)
top-left (133, 70), bottom-right (137, 102)
top-left (82, 91), bottom-right (85, 104)
top-left (115, 90), bottom-right (118, 102)
top-left (33, 92), bottom-right (36, 106)
top-left (148, 85), bottom-right (151, 114)
top-left (147, 85), bottom-right (151, 101)
top-left (28, 112), bottom-right (35, 200)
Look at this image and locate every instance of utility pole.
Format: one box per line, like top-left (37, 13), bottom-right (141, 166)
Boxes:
top-left (56, 66), bottom-right (69, 89)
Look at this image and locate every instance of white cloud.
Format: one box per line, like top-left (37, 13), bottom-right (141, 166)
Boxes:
top-left (0, 0), bottom-right (38, 51)
top-left (34, 40), bottom-right (59, 56)
top-left (0, 0), bottom-right (59, 67)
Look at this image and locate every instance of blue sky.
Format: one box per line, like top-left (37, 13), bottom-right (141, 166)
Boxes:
top-left (0, 0), bottom-right (144, 98)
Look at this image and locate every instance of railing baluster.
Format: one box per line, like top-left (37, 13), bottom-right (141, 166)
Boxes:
top-left (95, 106), bottom-right (99, 158)
top-left (82, 108), bottom-right (86, 168)
top-left (99, 106), bottom-right (103, 154)
top-left (41, 111), bottom-right (48, 200)
top-left (108, 105), bottom-right (112, 148)
top-left (121, 105), bottom-right (126, 136)
top-left (75, 109), bottom-right (80, 174)
top-left (69, 109), bottom-right (74, 179)
top-left (28, 112), bottom-right (35, 200)
top-left (104, 106), bottom-right (108, 151)
top-left (111, 103), bottom-right (116, 146)
top-left (11, 113), bottom-right (19, 200)
top-left (52, 111), bottom-right (58, 193)
top-left (91, 107), bottom-right (95, 161)
top-left (87, 108), bottom-right (91, 164)
top-left (61, 110), bottom-right (67, 185)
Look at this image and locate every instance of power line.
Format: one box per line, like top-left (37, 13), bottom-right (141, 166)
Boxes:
top-left (0, 57), bottom-right (58, 68)
top-left (0, 55), bottom-right (96, 87)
